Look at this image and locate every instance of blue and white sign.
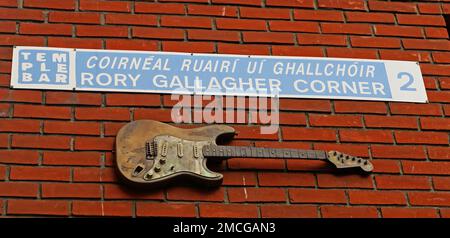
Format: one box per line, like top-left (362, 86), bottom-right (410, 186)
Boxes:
top-left (11, 46), bottom-right (427, 102)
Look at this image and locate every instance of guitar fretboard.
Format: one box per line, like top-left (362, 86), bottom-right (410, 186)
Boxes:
top-left (202, 145), bottom-right (327, 160)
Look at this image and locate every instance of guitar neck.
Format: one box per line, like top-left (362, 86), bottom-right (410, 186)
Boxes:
top-left (202, 145), bottom-right (327, 160)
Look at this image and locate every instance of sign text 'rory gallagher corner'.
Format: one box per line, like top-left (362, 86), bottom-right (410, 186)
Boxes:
top-left (11, 46), bottom-right (427, 102)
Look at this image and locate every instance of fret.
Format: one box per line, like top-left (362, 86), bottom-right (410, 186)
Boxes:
top-left (202, 145), bottom-right (327, 161)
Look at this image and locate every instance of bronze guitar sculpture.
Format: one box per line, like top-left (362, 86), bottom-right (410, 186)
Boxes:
top-left (116, 120), bottom-right (373, 187)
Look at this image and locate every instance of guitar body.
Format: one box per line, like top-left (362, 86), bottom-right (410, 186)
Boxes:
top-left (115, 120), bottom-right (236, 187)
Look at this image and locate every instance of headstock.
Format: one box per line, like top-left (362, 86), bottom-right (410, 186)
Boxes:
top-left (326, 151), bottom-right (373, 172)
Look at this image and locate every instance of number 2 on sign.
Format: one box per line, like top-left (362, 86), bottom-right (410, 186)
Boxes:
top-left (397, 72), bottom-right (417, 91)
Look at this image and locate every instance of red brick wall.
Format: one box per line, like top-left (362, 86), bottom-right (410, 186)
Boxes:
top-left (0, 0), bottom-right (450, 218)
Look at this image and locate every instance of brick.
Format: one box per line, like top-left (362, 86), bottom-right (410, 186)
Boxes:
top-left (79, 0), bottom-right (130, 12)
top-left (326, 48), bottom-right (377, 59)
top-left (289, 189), bottom-right (346, 204)
top-left (167, 187), bottom-right (224, 202)
top-left (73, 201), bottom-right (132, 217)
top-left (298, 34), bottom-right (347, 46)
top-left (104, 184), bottom-right (164, 200)
top-left (222, 171), bottom-right (257, 186)
top-left (439, 77), bottom-right (450, 88)
top-left (397, 14), bottom-right (445, 26)
top-left (403, 161), bottom-right (450, 175)
top-left (258, 172), bottom-right (315, 187)
top-left (442, 209), bottom-right (450, 218)
top-left (314, 143), bottom-right (369, 157)
top-left (0, 134), bottom-right (8, 148)
top-left (161, 16), bottom-right (211, 29)
top-left (0, 150), bottom-right (39, 165)
top-left (269, 21), bottom-right (319, 33)
top-left (240, 7), bottom-right (290, 20)
top-left (379, 50), bottom-right (431, 62)
top-left (43, 151), bottom-right (101, 166)
top-left (73, 167), bottom-right (117, 182)
top-left (261, 205), bottom-right (318, 218)
top-left (233, 126), bottom-right (278, 140)
top-left (74, 137), bottom-right (115, 151)
top-left (199, 204), bottom-right (258, 218)
top-left (272, 46), bottom-right (323, 57)
top-left (77, 25), bottom-right (128, 38)
top-left (317, 174), bottom-right (373, 188)
top-left (216, 18), bottom-right (266, 31)
top-left (371, 145), bottom-right (426, 160)
top-left (428, 91), bottom-right (450, 103)
top-left (12, 135), bottom-right (71, 149)
top-left (228, 158), bottom-right (285, 170)
top-left (137, 203), bottom-right (196, 218)
top-left (133, 108), bottom-right (173, 122)
top-left (433, 177), bottom-right (450, 190)
top-left (105, 39), bottom-right (154, 51)
top-left (10, 166), bottom-right (70, 182)
top-left (349, 190), bottom-right (406, 205)
top-left (395, 131), bottom-right (448, 145)
top-left (403, 39), bottom-right (450, 51)
top-left (104, 122), bottom-right (125, 136)
top-left (0, 0), bottom-right (16, 7)
top-left (0, 165), bottom-right (5, 180)
top-left (340, 129), bottom-right (393, 143)
top-left (433, 52), bottom-right (450, 64)
top-left (381, 208), bottom-right (438, 218)
top-left (418, 3), bottom-right (442, 14)
top-left (0, 89), bottom-right (41, 103)
top-left (14, 104), bottom-right (70, 119)
top-left (48, 37), bottom-right (102, 49)
top-left (420, 117), bottom-right (450, 130)
top-left (318, 0), bottom-right (365, 10)
top-left (228, 187), bottom-right (286, 202)
top-left (0, 7), bottom-right (44, 21)
top-left (135, 2), bottom-right (184, 14)
top-left (8, 200), bottom-right (69, 216)
top-left (409, 192), bottom-right (450, 206)
top-left (243, 32), bottom-right (294, 44)
top-left (372, 159), bottom-right (401, 174)
top-left (0, 182), bottom-right (38, 197)
top-left (364, 115), bottom-right (417, 129)
top-left (368, 0), bottom-right (417, 13)
top-left (49, 12), bottom-right (100, 24)
top-left (310, 114), bottom-right (363, 127)
top-left (375, 175), bottom-right (430, 190)
top-left (351, 36), bottom-right (401, 48)
top-left (162, 41), bottom-right (216, 53)
top-left (266, 0), bottom-right (314, 8)
top-left (75, 107), bottom-right (130, 121)
top-left (282, 127), bottom-right (336, 141)
top-left (321, 206), bottom-right (379, 218)
top-left (133, 27), bottom-right (184, 40)
top-left (287, 159), bottom-right (334, 172)
top-left (24, 0), bottom-right (75, 10)
top-left (188, 29), bottom-right (240, 42)
top-left (428, 147), bottom-right (450, 160)
top-left (0, 119), bottom-right (40, 133)
top-left (280, 100), bottom-right (331, 113)
top-left (0, 34), bottom-right (45, 46)
top-left (0, 47), bottom-right (12, 60)
top-left (0, 21), bottom-right (16, 33)
top-left (322, 23), bottom-right (372, 35)
top-left (0, 103), bottom-right (9, 117)
top-left (211, 0), bottom-right (261, 6)
top-left (105, 13), bottom-right (157, 26)
top-left (346, 12), bottom-right (395, 23)
top-left (390, 103), bottom-right (442, 116)
top-left (374, 25), bottom-right (423, 38)
top-left (425, 27), bottom-right (449, 39)
top-left (46, 92), bottom-right (102, 106)
top-left (42, 183), bottom-right (101, 198)
top-left (188, 5), bottom-right (237, 17)
top-left (294, 9), bottom-right (344, 22)
top-left (44, 121), bottom-right (100, 136)
top-left (106, 93), bottom-right (160, 107)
